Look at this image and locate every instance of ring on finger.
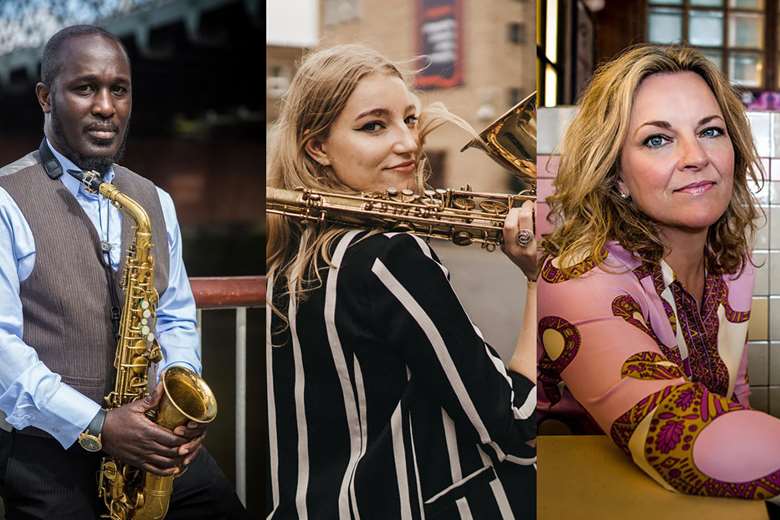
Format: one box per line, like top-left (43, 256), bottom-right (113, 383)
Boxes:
top-left (516, 229), bottom-right (534, 247)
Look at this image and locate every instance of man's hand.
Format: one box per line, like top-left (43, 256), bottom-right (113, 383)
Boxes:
top-left (101, 382), bottom-right (187, 476)
top-left (173, 420), bottom-right (208, 467)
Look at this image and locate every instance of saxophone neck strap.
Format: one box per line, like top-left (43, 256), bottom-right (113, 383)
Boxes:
top-left (38, 139), bottom-right (63, 180)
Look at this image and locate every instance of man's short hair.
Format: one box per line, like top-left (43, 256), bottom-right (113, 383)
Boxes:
top-left (41, 25), bottom-right (130, 86)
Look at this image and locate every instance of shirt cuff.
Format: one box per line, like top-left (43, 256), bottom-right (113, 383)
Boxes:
top-left (157, 360), bottom-right (201, 381)
top-left (34, 383), bottom-right (100, 449)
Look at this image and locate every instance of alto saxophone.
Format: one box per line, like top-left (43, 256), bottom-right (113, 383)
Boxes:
top-left (268, 92), bottom-right (537, 250)
top-left (69, 170), bottom-right (218, 520)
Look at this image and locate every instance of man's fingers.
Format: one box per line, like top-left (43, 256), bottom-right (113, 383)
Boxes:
top-left (173, 422), bottom-right (206, 439)
top-left (142, 462), bottom-right (180, 477)
top-left (144, 439), bottom-right (183, 458)
top-left (141, 382), bottom-right (165, 411)
top-left (143, 422), bottom-right (187, 448)
top-left (183, 444), bottom-right (203, 467)
top-left (141, 452), bottom-right (183, 470)
top-left (178, 433), bottom-right (206, 457)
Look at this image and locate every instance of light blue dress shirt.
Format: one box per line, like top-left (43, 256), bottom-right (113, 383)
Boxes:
top-left (0, 140), bottom-right (201, 448)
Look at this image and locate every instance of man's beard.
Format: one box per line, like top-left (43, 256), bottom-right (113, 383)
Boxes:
top-left (50, 102), bottom-right (129, 177)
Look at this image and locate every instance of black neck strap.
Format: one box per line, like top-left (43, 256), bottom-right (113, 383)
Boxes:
top-left (39, 137), bottom-right (121, 338)
top-left (38, 139), bottom-right (63, 180)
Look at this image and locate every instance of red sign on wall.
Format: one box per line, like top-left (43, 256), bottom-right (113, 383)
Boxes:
top-left (415, 0), bottom-right (464, 90)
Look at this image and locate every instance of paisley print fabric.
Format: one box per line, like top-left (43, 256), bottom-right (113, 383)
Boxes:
top-left (540, 256), bottom-right (597, 284)
top-left (610, 386), bottom-right (674, 456)
top-left (621, 352), bottom-right (685, 381)
top-left (613, 383), bottom-right (780, 499)
top-left (538, 241), bottom-right (780, 500)
top-left (668, 277), bottom-right (730, 396)
top-left (538, 316), bottom-right (581, 406)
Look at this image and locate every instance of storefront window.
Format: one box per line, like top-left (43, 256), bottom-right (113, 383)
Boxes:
top-left (730, 0), bottom-right (764, 8)
top-left (729, 51), bottom-right (764, 85)
top-left (647, 0), bottom-right (766, 88)
top-left (649, 8), bottom-right (684, 43)
top-left (689, 10), bottom-right (724, 45)
top-left (729, 12), bottom-right (764, 47)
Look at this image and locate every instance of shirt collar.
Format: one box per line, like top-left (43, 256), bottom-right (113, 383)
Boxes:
top-left (45, 138), bottom-right (115, 197)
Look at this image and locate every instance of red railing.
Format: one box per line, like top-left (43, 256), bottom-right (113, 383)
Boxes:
top-left (189, 275), bottom-right (265, 505)
top-left (190, 275), bottom-right (266, 309)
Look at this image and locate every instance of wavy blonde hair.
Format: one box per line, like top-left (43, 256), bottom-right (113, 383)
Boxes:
top-left (267, 44), bottom-right (465, 314)
top-left (543, 45), bottom-right (763, 277)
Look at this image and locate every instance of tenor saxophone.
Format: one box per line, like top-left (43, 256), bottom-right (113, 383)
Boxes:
top-left (268, 185), bottom-right (533, 252)
top-left (69, 170), bottom-right (218, 520)
top-left (268, 92), bottom-right (537, 250)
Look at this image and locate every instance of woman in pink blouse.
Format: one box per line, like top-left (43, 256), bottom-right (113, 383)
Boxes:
top-left (538, 45), bottom-right (780, 502)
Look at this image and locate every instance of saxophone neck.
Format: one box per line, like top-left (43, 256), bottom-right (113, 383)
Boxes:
top-left (100, 183), bottom-right (152, 234)
top-left (67, 169), bottom-right (152, 233)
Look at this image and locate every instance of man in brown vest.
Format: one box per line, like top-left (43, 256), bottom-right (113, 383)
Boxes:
top-left (0, 25), bottom-right (246, 519)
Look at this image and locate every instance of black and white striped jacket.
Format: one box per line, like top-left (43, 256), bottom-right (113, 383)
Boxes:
top-left (266, 231), bottom-right (536, 519)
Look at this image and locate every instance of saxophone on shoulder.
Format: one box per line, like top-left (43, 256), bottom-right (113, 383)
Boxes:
top-left (267, 92), bottom-right (537, 252)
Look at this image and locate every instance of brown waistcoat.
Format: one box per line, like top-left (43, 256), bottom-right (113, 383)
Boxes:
top-left (0, 152), bottom-right (169, 410)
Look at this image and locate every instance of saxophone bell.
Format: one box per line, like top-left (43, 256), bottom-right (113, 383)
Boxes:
top-left (460, 91), bottom-right (537, 188)
top-left (132, 367), bottom-right (218, 520)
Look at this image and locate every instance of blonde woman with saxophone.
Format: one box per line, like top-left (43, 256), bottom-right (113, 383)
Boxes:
top-left (266, 44), bottom-right (537, 519)
top-left (0, 26), bottom-right (246, 519)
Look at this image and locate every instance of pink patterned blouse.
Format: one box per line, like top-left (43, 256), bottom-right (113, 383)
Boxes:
top-left (538, 241), bottom-right (780, 500)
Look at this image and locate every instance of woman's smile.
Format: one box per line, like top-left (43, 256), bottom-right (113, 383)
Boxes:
top-left (619, 71), bottom-right (734, 232)
top-left (308, 73), bottom-right (420, 193)
top-left (384, 160), bottom-right (416, 173)
top-left (673, 180), bottom-right (716, 195)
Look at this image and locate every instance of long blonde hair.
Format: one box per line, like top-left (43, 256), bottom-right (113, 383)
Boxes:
top-left (267, 44), bottom-right (462, 312)
top-left (543, 45), bottom-right (763, 277)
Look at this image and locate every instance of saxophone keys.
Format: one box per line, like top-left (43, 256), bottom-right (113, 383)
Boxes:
top-left (400, 188), bottom-right (416, 203)
top-left (136, 490), bottom-right (145, 509)
top-left (452, 231), bottom-right (474, 246)
top-left (132, 356), bottom-right (148, 375)
top-left (422, 190), bottom-right (441, 207)
top-left (479, 199), bottom-right (509, 215)
top-left (141, 325), bottom-right (151, 336)
top-left (149, 346), bottom-right (162, 363)
top-left (453, 197), bottom-right (476, 210)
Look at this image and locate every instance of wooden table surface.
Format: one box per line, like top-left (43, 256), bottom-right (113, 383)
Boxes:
top-left (538, 435), bottom-right (768, 520)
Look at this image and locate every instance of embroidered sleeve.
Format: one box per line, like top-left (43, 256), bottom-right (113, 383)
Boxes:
top-left (538, 264), bottom-right (780, 500)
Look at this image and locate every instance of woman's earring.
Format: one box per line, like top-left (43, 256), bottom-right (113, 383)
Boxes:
top-left (616, 177), bottom-right (630, 201)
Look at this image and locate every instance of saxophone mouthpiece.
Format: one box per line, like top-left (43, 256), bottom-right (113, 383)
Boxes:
top-left (67, 169), bottom-right (103, 193)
